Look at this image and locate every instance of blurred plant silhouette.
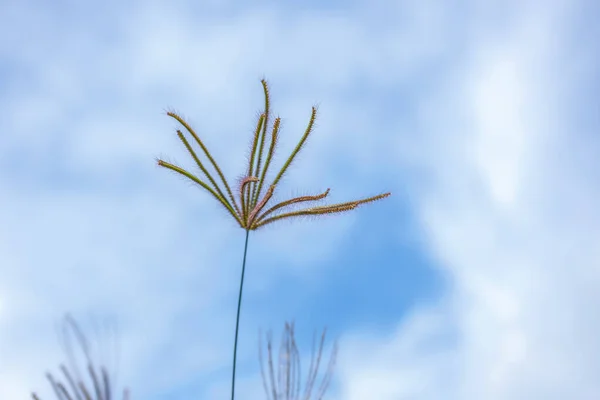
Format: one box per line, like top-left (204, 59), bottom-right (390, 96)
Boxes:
top-left (32, 315), bottom-right (129, 400)
top-left (259, 322), bottom-right (337, 400)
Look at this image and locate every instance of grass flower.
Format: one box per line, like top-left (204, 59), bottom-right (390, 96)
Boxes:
top-left (157, 79), bottom-right (391, 400)
top-left (32, 315), bottom-right (129, 400)
top-left (259, 322), bottom-right (337, 400)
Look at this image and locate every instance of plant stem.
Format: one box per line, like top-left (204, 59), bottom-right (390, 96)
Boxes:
top-left (231, 229), bottom-right (251, 400)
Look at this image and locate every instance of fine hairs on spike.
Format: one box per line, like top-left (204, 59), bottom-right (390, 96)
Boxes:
top-left (157, 79), bottom-right (390, 231)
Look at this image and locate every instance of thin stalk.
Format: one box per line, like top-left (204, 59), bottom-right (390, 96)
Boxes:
top-left (231, 229), bottom-right (251, 400)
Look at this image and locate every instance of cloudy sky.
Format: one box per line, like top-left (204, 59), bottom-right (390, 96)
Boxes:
top-left (1, 0), bottom-right (599, 399)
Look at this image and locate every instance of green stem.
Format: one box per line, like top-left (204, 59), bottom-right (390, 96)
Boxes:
top-left (231, 229), bottom-right (250, 400)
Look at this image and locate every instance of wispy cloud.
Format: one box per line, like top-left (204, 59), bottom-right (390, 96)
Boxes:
top-left (338, 1), bottom-right (600, 399)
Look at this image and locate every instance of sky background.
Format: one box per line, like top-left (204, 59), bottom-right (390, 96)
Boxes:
top-left (1, 0), bottom-right (599, 399)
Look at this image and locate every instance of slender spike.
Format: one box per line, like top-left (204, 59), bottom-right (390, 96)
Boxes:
top-left (46, 374), bottom-right (65, 400)
top-left (247, 114), bottom-right (266, 181)
top-left (278, 326), bottom-right (286, 397)
top-left (304, 332), bottom-right (317, 400)
top-left (88, 363), bottom-right (103, 400)
top-left (176, 130), bottom-right (240, 216)
top-left (250, 79), bottom-right (271, 207)
top-left (285, 323), bottom-right (291, 400)
top-left (102, 367), bottom-right (112, 400)
top-left (291, 329), bottom-right (302, 400)
top-left (258, 329), bottom-right (273, 400)
top-left (62, 315), bottom-right (84, 391)
top-left (167, 111), bottom-right (240, 218)
top-left (304, 192), bottom-right (390, 213)
top-left (157, 159), bottom-right (243, 226)
top-left (254, 189), bottom-right (330, 226)
top-left (352, 192), bottom-right (392, 206)
top-left (252, 117), bottom-right (280, 208)
top-left (60, 365), bottom-right (82, 400)
top-left (271, 106), bottom-right (317, 188)
top-left (302, 332), bottom-right (317, 400)
top-left (239, 176), bottom-right (259, 226)
top-left (267, 331), bottom-right (279, 400)
top-left (247, 185), bottom-right (275, 228)
top-left (68, 315), bottom-right (100, 400)
top-left (57, 383), bottom-right (74, 400)
top-left (287, 322), bottom-right (295, 400)
top-left (303, 329), bottom-right (326, 400)
top-left (245, 113), bottom-right (266, 214)
top-left (253, 203), bottom-right (359, 230)
top-left (256, 191), bottom-right (391, 228)
top-left (78, 381), bottom-right (93, 400)
top-left (68, 319), bottom-right (102, 400)
top-left (315, 341), bottom-right (337, 400)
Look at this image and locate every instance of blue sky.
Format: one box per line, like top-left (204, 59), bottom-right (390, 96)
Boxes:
top-left (1, 0), bottom-right (599, 399)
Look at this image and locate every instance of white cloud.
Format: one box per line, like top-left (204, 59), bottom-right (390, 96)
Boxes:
top-left (339, 1), bottom-right (600, 399)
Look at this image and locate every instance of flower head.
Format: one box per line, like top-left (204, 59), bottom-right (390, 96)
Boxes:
top-left (157, 79), bottom-right (391, 230)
